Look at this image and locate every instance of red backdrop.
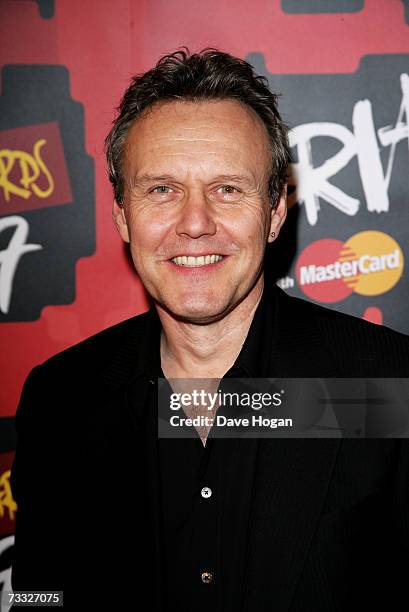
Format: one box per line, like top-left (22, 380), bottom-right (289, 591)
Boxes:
top-left (1, 0), bottom-right (408, 415)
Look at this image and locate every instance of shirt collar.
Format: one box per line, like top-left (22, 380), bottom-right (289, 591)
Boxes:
top-left (224, 283), bottom-right (277, 378)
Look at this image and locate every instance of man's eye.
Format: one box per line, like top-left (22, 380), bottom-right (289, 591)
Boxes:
top-left (151, 185), bottom-right (172, 193)
top-left (218, 185), bottom-right (239, 194)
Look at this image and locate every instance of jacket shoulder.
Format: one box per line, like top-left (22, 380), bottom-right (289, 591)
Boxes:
top-left (281, 290), bottom-right (409, 375)
top-left (283, 289), bottom-right (408, 340)
top-left (36, 309), bottom-right (153, 375)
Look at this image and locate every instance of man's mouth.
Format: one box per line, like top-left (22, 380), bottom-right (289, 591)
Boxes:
top-left (170, 254), bottom-right (225, 267)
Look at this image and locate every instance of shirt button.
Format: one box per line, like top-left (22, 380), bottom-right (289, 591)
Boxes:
top-left (201, 571), bottom-right (213, 584)
top-left (201, 486), bottom-right (212, 499)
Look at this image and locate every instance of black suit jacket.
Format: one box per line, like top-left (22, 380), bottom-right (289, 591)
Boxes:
top-left (10, 285), bottom-right (409, 610)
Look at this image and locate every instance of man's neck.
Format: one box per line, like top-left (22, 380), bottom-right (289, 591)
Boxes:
top-left (158, 277), bottom-right (264, 379)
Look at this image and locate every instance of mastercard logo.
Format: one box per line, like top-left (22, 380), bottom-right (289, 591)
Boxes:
top-left (296, 231), bottom-right (404, 303)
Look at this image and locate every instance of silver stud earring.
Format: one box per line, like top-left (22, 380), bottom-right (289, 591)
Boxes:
top-left (270, 231), bottom-right (275, 238)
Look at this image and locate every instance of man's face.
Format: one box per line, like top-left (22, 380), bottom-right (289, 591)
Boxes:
top-left (113, 99), bottom-right (286, 323)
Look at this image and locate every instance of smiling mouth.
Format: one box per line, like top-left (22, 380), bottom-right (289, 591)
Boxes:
top-left (170, 254), bottom-right (225, 267)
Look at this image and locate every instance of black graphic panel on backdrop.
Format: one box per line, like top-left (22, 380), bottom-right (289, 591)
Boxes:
top-left (247, 53), bottom-right (409, 334)
top-left (35, 0), bottom-right (55, 18)
top-left (0, 65), bottom-right (95, 322)
top-left (281, 0), bottom-right (364, 12)
top-left (403, 0), bottom-right (409, 25)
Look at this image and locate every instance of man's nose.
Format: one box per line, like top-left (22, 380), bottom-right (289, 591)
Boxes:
top-left (175, 190), bottom-right (217, 239)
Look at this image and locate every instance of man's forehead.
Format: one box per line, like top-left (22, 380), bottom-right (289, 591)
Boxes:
top-left (127, 98), bottom-right (268, 141)
top-left (125, 100), bottom-right (269, 178)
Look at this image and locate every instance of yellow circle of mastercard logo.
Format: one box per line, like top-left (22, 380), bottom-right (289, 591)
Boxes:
top-left (296, 231), bottom-right (404, 303)
top-left (341, 231), bottom-right (404, 296)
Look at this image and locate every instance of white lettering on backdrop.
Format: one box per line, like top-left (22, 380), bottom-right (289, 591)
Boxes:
top-left (289, 73), bottom-right (409, 225)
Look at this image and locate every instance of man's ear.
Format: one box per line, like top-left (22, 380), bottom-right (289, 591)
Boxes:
top-left (267, 185), bottom-right (287, 243)
top-left (112, 199), bottom-right (130, 243)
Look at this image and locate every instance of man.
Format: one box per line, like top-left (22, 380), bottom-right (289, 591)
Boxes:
top-left (10, 49), bottom-right (409, 611)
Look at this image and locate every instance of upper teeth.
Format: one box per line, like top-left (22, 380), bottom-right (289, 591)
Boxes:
top-left (171, 254), bottom-right (224, 266)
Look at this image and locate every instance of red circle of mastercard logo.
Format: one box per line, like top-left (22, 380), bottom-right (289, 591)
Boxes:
top-left (296, 231), bottom-right (404, 303)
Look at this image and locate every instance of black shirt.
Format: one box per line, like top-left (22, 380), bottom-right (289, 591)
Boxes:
top-left (157, 286), bottom-right (277, 612)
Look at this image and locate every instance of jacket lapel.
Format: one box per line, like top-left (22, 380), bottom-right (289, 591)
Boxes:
top-left (241, 287), bottom-right (342, 611)
top-left (241, 438), bottom-right (341, 611)
top-left (100, 307), bottom-right (164, 610)
top-left (125, 373), bottom-right (164, 611)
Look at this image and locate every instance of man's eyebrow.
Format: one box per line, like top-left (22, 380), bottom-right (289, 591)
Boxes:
top-left (210, 174), bottom-right (253, 184)
top-left (131, 173), bottom-right (254, 186)
top-left (132, 174), bottom-right (176, 186)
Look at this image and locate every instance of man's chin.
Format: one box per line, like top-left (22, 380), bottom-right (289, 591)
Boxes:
top-left (158, 297), bottom-right (232, 325)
